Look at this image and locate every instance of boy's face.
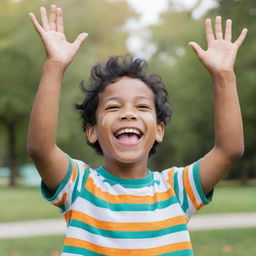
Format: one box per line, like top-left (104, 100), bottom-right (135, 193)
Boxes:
top-left (86, 76), bottom-right (165, 165)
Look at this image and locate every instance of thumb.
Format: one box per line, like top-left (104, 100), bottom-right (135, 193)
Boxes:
top-left (73, 33), bottom-right (88, 50)
top-left (188, 41), bottom-right (204, 58)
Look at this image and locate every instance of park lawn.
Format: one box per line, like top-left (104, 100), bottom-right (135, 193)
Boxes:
top-left (0, 235), bottom-right (65, 256)
top-left (0, 181), bottom-right (255, 222)
top-left (198, 182), bottom-right (256, 214)
top-left (0, 185), bottom-right (60, 222)
top-left (191, 228), bottom-right (256, 256)
top-left (0, 228), bottom-right (255, 256)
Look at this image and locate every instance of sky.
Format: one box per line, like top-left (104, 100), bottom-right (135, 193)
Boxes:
top-left (125, 0), bottom-right (217, 58)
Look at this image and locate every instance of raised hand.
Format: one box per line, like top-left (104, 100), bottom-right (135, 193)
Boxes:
top-left (29, 5), bottom-right (88, 67)
top-left (188, 16), bottom-right (247, 74)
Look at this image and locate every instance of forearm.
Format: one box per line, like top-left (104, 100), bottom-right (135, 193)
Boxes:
top-left (212, 70), bottom-right (244, 160)
top-left (27, 60), bottom-right (65, 156)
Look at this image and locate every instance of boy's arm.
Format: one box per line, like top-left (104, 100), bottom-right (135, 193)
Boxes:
top-left (188, 17), bottom-right (247, 195)
top-left (27, 5), bottom-right (88, 193)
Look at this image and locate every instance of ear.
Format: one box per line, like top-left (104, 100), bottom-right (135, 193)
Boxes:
top-left (156, 122), bottom-right (165, 143)
top-left (86, 124), bottom-right (98, 144)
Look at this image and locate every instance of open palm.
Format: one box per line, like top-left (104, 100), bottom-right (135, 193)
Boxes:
top-left (189, 17), bottom-right (247, 74)
top-left (29, 5), bottom-right (88, 67)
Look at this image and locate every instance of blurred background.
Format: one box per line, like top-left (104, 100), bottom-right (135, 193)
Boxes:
top-left (0, 0), bottom-right (255, 255)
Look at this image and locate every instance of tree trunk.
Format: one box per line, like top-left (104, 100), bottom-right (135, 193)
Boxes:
top-left (240, 160), bottom-right (250, 186)
top-left (6, 121), bottom-right (17, 187)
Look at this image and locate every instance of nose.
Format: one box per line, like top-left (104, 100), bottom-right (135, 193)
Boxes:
top-left (120, 109), bottom-right (138, 121)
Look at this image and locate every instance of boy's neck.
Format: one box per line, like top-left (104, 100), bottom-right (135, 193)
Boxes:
top-left (103, 159), bottom-right (149, 180)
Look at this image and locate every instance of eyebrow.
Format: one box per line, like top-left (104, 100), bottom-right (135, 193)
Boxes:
top-left (103, 96), bottom-right (152, 104)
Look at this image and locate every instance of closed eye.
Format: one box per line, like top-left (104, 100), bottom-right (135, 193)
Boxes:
top-left (137, 104), bottom-right (151, 109)
top-left (105, 105), bottom-right (120, 110)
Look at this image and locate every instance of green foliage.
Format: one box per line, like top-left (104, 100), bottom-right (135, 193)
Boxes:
top-left (148, 0), bottom-right (256, 180)
top-left (0, 0), bottom-right (136, 176)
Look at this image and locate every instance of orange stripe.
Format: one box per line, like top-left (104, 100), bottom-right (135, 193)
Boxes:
top-left (64, 237), bottom-right (192, 256)
top-left (183, 166), bottom-right (200, 210)
top-left (85, 177), bottom-right (175, 204)
top-left (53, 192), bottom-right (67, 207)
top-left (64, 210), bottom-right (187, 231)
top-left (167, 168), bottom-right (175, 189)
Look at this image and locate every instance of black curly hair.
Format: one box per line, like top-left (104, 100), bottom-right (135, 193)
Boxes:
top-left (75, 55), bottom-right (172, 156)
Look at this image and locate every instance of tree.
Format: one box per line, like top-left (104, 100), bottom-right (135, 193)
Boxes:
top-left (147, 0), bottom-right (256, 183)
top-left (0, 0), bottom-right (136, 186)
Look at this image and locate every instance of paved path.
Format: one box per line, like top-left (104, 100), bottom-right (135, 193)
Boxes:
top-left (0, 212), bottom-right (256, 239)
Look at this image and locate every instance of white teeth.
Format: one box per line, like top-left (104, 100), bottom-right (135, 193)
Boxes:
top-left (115, 128), bottom-right (141, 137)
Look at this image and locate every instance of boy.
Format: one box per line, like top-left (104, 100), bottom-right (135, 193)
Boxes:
top-left (27, 5), bottom-right (247, 256)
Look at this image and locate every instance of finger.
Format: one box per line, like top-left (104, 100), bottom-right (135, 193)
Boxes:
top-left (205, 18), bottom-right (215, 44)
top-left (234, 28), bottom-right (248, 48)
top-left (188, 41), bottom-right (204, 58)
top-left (29, 12), bottom-right (45, 36)
top-left (56, 8), bottom-right (64, 33)
top-left (224, 19), bottom-right (232, 41)
top-left (215, 16), bottom-right (223, 40)
top-left (40, 7), bottom-right (50, 31)
top-left (49, 5), bottom-right (57, 31)
top-left (73, 33), bottom-right (89, 50)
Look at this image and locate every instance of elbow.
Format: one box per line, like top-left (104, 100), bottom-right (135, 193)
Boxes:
top-left (26, 143), bottom-right (41, 159)
top-left (26, 141), bottom-right (54, 159)
top-left (225, 144), bottom-right (245, 162)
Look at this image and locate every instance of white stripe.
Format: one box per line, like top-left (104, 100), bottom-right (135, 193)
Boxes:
top-left (62, 253), bottom-right (83, 256)
top-left (186, 195), bottom-right (196, 219)
top-left (69, 196), bottom-right (185, 223)
top-left (50, 182), bottom-right (74, 210)
top-left (89, 171), bottom-right (170, 196)
top-left (188, 163), bottom-right (203, 205)
top-left (75, 160), bottom-right (87, 192)
top-left (67, 226), bottom-right (190, 249)
top-left (176, 167), bottom-right (184, 208)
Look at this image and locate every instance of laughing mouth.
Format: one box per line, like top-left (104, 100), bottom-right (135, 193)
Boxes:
top-left (114, 128), bottom-right (143, 145)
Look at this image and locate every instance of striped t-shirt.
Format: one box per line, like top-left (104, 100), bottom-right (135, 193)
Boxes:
top-left (41, 155), bottom-right (212, 256)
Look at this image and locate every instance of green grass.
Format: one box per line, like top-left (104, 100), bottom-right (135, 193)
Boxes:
top-left (199, 183), bottom-right (256, 214)
top-left (0, 185), bottom-right (60, 222)
top-left (0, 235), bottom-right (64, 256)
top-left (191, 228), bottom-right (256, 256)
top-left (0, 228), bottom-right (255, 256)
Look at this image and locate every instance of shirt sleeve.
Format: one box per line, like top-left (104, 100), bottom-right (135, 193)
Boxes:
top-left (41, 154), bottom-right (90, 213)
top-left (166, 160), bottom-right (213, 219)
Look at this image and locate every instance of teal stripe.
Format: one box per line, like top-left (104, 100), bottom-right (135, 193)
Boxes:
top-left (63, 245), bottom-right (193, 256)
top-left (97, 167), bottom-right (154, 188)
top-left (69, 219), bottom-right (187, 239)
top-left (173, 171), bottom-right (180, 202)
top-left (41, 153), bottom-right (73, 202)
top-left (193, 161), bottom-right (212, 204)
top-left (80, 188), bottom-right (179, 211)
top-left (159, 249), bottom-right (193, 256)
top-left (63, 245), bottom-right (105, 256)
top-left (71, 163), bottom-right (91, 204)
top-left (181, 184), bottom-right (189, 213)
